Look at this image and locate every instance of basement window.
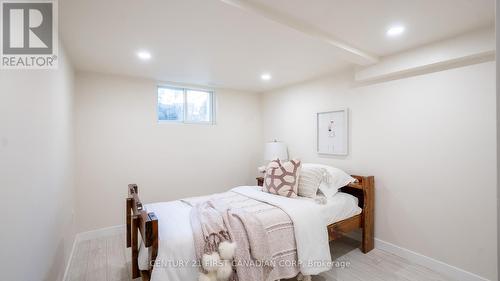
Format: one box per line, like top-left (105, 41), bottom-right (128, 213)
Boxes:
top-left (157, 86), bottom-right (215, 124)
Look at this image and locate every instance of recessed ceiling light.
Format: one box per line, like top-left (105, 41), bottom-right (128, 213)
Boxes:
top-left (261, 73), bottom-right (272, 81)
top-left (386, 25), bottom-right (405, 37)
top-left (137, 51), bottom-right (152, 60)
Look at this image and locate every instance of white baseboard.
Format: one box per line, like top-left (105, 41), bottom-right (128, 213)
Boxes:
top-left (342, 233), bottom-right (490, 281)
top-left (375, 238), bottom-right (491, 281)
top-left (61, 235), bottom-right (78, 281)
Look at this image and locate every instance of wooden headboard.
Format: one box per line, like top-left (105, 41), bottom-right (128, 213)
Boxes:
top-left (340, 175), bottom-right (374, 209)
top-left (338, 175), bottom-right (375, 252)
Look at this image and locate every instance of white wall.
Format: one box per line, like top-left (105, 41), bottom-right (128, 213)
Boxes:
top-left (0, 45), bottom-right (75, 281)
top-left (74, 72), bottom-right (262, 232)
top-left (261, 61), bottom-right (497, 280)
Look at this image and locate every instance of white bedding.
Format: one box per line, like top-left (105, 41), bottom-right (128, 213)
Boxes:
top-left (138, 187), bottom-right (362, 281)
top-left (324, 192), bottom-right (362, 225)
top-left (232, 186), bottom-right (331, 275)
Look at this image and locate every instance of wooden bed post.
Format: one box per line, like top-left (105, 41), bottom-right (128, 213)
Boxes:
top-left (126, 197), bottom-right (132, 248)
top-left (131, 215), bottom-right (140, 278)
top-left (332, 175), bottom-right (375, 254)
top-left (126, 184), bottom-right (158, 281)
top-left (148, 213), bottom-right (159, 269)
top-left (361, 176), bottom-right (375, 253)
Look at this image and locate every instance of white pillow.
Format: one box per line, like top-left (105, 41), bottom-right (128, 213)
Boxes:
top-left (302, 163), bottom-right (356, 198)
top-left (297, 166), bottom-right (327, 198)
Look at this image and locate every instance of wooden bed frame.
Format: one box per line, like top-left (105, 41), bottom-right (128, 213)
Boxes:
top-left (126, 175), bottom-right (374, 280)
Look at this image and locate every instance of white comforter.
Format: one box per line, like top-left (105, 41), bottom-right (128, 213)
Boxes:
top-left (138, 200), bottom-right (199, 281)
top-left (232, 186), bottom-right (332, 275)
top-left (139, 186), bottom-right (360, 281)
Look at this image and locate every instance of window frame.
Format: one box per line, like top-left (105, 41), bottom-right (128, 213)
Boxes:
top-left (157, 85), bottom-right (216, 125)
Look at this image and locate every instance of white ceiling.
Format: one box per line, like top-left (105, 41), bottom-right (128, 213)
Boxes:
top-left (60, 0), bottom-right (495, 92)
top-left (250, 0), bottom-right (495, 56)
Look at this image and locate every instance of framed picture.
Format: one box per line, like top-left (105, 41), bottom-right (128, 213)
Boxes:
top-left (317, 108), bottom-right (348, 155)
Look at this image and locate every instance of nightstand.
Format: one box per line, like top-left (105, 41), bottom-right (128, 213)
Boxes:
top-left (256, 176), bottom-right (264, 187)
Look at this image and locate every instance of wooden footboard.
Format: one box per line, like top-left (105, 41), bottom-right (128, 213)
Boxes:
top-left (328, 175), bottom-right (375, 253)
top-left (126, 184), bottom-right (158, 280)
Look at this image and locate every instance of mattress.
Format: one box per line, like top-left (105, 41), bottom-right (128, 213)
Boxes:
top-left (137, 190), bottom-right (362, 280)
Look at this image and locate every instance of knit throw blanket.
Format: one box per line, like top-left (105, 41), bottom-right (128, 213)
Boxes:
top-left (184, 191), bottom-right (300, 281)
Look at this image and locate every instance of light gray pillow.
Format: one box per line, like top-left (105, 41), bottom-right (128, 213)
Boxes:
top-left (303, 163), bottom-right (357, 198)
top-left (298, 167), bottom-right (327, 199)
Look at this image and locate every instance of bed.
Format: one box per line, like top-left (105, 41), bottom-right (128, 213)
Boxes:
top-left (126, 175), bottom-right (374, 281)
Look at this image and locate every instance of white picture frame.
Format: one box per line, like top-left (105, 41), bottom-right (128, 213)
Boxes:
top-left (317, 108), bottom-right (348, 155)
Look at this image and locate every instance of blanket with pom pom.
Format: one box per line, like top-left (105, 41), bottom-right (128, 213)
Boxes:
top-left (186, 191), bottom-right (300, 281)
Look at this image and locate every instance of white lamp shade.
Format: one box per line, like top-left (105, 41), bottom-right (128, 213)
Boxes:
top-left (264, 141), bottom-right (288, 161)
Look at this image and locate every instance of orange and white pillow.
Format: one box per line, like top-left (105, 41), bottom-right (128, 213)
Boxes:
top-left (263, 159), bottom-right (301, 198)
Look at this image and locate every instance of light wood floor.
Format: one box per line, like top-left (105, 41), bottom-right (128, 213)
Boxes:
top-left (66, 232), bottom-right (454, 281)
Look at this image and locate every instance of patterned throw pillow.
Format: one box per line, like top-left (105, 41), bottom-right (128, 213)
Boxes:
top-left (263, 159), bottom-right (301, 198)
